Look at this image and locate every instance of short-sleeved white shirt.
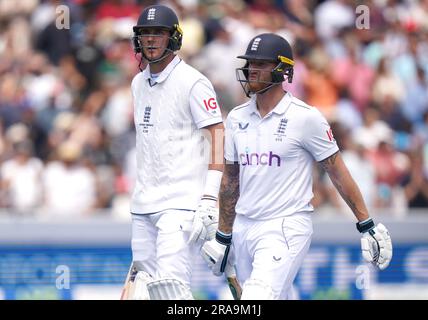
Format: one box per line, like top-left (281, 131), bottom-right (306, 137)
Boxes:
top-left (1, 158), bottom-right (43, 210)
top-left (225, 92), bottom-right (339, 220)
top-left (130, 55), bottom-right (223, 214)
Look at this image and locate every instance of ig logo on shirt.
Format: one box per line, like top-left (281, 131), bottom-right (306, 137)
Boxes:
top-left (203, 98), bottom-right (218, 114)
top-left (326, 127), bottom-right (335, 142)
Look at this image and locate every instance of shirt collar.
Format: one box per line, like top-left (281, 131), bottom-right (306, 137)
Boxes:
top-left (248, 96), bottom-right (258, 115)
top-left (249, 91), bottom-right (294, 117)
top-left (272, 91), bottom-right (293, 115)
top-left (142, 55), bottom-right (182, 84)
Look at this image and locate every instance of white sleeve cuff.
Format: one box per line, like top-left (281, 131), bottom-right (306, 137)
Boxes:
top-left (196, 117), bottom-right (223, 129)
top-left (203, 169), bottom-right (223, 199)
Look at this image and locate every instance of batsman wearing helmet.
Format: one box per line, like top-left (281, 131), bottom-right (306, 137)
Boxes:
top-left (121, 5), bottom-right (225, 300)
top-left (201, 33), bottom-right (393, 299)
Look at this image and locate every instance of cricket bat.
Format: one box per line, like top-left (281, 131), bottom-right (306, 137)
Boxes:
top-left (226, 275), bottom-right (242, 300)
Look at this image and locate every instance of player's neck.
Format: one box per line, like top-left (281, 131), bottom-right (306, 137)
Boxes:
top-left (256, 86), bottom-right (286, 118)
top-left (149, 53), bottom-right (175, 74)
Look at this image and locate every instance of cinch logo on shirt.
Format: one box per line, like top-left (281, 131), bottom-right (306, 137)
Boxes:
top-left (239, 151), bottom-right (281, 167)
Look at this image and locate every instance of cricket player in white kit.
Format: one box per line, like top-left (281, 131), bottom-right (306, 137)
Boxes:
top-left (201, 33), bottom-right (393, 300)
top-left (121, 5), bottom-right (225, 300)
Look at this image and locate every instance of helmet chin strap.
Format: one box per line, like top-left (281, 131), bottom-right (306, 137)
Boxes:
top-left (247, 82), bottom-right (281, 97)
top-left (145, 48), bottom-right (174, 64)
top-left (136, 48), bottom-right (174, 71)
top-left (254, 82), bottom-right (281, 95)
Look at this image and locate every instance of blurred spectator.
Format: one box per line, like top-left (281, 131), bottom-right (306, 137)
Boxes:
top-left (333, 88), bottom-right (363, 132)
top-left (42, 141), bottom-right (97, 216)
top-left (331, 35), bottom-right (375, 112)
top-left (4, 16), bottom-right (33, 59)
top-left (100, 78), bottom-right (133, 138)
top-left (35, 2), bottom-right (73, 66)
top-left (178, 4), bottom-right (205, 59)
top-left (93, 0), bottom-right (140, 52)
top-left (4, 123), bottom-right (31, 147)
top-left (314, 0), bottom-right (354, 41)
top-left (31, 0), bottom-right (59, 33)
top-left (71, 20), bottom-right (105, 93)
top-left (382, 22), bottom-right (408, 59)
top-left (372, 57), bottom-right (405, 106)
top-left (363, 29), bottom-right (386, 70)
top-left (0, 73), bottom-right (29, 127)
top-left (82, 128), bottom-right (116, 210)
top-left (57, 55), bottom-right (87, 96)
top-left (377, 94), bottom-right (411, 135)
top-left (0, 0), bottom-right (38, 20)
top-left (67, 90), bottom-right (105, 150)
top-left (247, 0), bottom-right (285, 31)
top-left (221, 0), bottom-right (255, 52)
top-left (414, 111), bottom-right (428, 146)
top-left (0, 140), bottom-right (43, 213)
top-left (392, 33), bottom-right (421, 88)
top-left (20, 108), bottom-right (49, 160)
top-left (401, 66), bottom-right (428, 125)
top-left (303, 44), bottom-right (338, 118)
top-left (367, 137), bottom-right (410, 209)
top-left (34, 101), bottom-right (62, 159)
top-left (401, 151), bottom-right (428, 209)
top-left (352, 107), bottom-right (393, 151)
top-left (22, 53), bottom-right (71, 111)
top-left (95, 0), bottom-right (140, 20)
top-left (47, 111), bottom-right (77, 159)
top-left (282, 0), bottom-right (314, 29)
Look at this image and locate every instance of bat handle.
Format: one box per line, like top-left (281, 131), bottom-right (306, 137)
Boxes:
top-left (226, 276), bottom-right (242, 300)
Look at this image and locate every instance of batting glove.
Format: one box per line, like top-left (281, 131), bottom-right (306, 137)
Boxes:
top-left (187, 198), bottom-right (219, 245)
top-left (357, 218), bottom-right (393, 270)
top-left (201, 231), bottom-right (232, 276)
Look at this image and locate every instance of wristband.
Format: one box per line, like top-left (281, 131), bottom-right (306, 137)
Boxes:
top-left (203, 170), bottom-right (222, 200)
top-left (356, 218), bottom-right (375, 233)
top-left (215, 230), bottom-right (232, 245)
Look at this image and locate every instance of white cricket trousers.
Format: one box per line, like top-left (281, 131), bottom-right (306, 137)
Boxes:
top-left (233, 211), bottom-right (313, 300)
top-left (131, 210), bottom-right (197, 288)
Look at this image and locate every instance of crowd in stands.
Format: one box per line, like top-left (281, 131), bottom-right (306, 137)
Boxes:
top-left (1, 0), bottom-right (428, 219)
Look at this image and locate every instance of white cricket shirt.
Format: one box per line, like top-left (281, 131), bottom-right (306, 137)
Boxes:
top-left (225, 92), bottom-right (339, 220)
top-left (131, 56), bottom-right (223, 214)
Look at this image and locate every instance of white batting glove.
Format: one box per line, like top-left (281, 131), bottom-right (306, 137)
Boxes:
top-left (201, 231), bottom-right (232, 276)
top-left (357, 219), bottom-right (393, 270)
top-left (199, 198), bottom-right (219, 241)
top-left (187, 198), bottom-right (219, 245)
